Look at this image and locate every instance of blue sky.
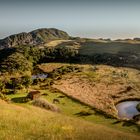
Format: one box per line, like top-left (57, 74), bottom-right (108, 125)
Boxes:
top-left (0, 0), bottom-right (140, 39)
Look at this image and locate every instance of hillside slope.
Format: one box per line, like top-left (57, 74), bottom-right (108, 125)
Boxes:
top-left (0, 100), bottom-right (139, 140)
top-left (0, 28), bottom-right (69, 48)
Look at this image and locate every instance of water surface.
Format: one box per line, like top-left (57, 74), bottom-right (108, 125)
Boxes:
top-left (32, 74), bottom-right (48, 80)
top-left (116, 101), bottom-right (140, 119)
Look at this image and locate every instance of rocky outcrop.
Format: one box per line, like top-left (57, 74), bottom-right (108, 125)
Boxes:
top-left (0, 28), bottom-right (70, 48)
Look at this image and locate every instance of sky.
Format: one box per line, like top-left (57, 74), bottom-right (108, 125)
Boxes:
top-left (0, 0), bottom-right (140, 39)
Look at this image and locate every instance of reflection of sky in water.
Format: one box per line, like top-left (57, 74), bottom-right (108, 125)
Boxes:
top-left (32, 74), bottom-right (48, 80)
top-left (116, 101), bottom-right (140, 119)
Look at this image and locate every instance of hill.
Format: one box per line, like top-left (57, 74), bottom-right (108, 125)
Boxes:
top-left (46, 39), bottom-right (140, 69)
top-left (0, 28), bottom-right (140, 139)
top-left (0, 28), bottom-right (70, 48)
top-left (0, 100), bottom-right (139, 140)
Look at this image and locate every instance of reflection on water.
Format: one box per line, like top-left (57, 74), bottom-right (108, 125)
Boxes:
top-left (116, 101), bottom-right (140, 119)
top-left (32, 74), bottom-right (48, 80)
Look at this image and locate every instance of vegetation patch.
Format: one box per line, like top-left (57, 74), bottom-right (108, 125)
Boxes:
top-left (0, 100), bottom-right (140, 140)
top-left (136, 103), bottom-right (140, 112)
top-left (32, 98), bottom-right (60, 112)
top-left (53, 65), bottom-right (140, 117)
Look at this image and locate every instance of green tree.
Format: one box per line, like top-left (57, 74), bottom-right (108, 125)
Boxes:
top-left (21, 75), bottom-right (32, 88)
top-left (0, 80), bottom-right (5, 91)
top-left (0, 52), bottom-right (33, 73)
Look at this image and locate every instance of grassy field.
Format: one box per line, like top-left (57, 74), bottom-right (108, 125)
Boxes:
top-left (0, 99), bottom-right (140, 140)
top-left (1, 63), bottom-right (140, 139)
top-left (44, 39), bottom-right (71, 47)
top-left (6, 88), bottom-right (140, 135)
top-left (79, 41), bottom-right (140, 55)
top-left (44, 39), bottom-right (140, 55)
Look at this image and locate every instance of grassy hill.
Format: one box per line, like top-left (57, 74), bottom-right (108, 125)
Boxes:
top-left (0, 28), bottom-right (70, 48)
top-left (0, 28), bottom-right (140, 139)
top-left (0, 99), bottom-right (140, 140)
top-left (79, 40), bottom-right (140, 55)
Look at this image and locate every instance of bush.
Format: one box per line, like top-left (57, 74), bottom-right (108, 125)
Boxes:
top-left (32, 98), bottom-right (60, 112)
top-left (45, 78), bottom-right (54, 86)
top-left (5, 76), bottom-right (32, 90)
top-left (0, 80), bottom-right (5, 91)
top-left (32, 79), bottom-right (40, 85)
top-left (21, 75), bottom-right (32, 88)
top-left (48, 65), bottom-right (81, 79)
top-left (136, 103), bottom-right (140, 112)
top-left (16, 45), bottom-right (45, 64)
top-left (6, 78), bottom-right (23, 90)
top-left (133, 114), bottom-right (140, 122)
top-left (0, 93), bottom-right (9, 102)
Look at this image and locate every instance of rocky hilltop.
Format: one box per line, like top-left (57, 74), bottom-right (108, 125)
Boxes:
top-left (0, 28), bottom-right (70, 48)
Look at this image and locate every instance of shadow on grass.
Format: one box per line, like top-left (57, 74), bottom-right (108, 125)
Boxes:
top-left (112, 120), bottom-right (140, 132)
top-left (11, 97), bottom-right (29, 103)
top-left (74, 111), bottom-right (93, 117)
top-left (112, 120), bottom-right (122, 124)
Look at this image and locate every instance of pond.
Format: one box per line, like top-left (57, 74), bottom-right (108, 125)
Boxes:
top-left (32, 74), bottom-right (48, 80)
top-left (116, 101), bottom-right (140, 119)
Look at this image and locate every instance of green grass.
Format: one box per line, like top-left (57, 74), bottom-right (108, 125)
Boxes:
top-left (6, 89), bottom-right (140, 135)
top-left (4, 64), bottom-right (140, 136)
top-left (0, 99), bottom-right (140, 140)
top-left (79, 41), bottom-right (140, 55)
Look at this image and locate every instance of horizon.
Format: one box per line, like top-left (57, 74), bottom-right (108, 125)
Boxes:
top-left (0, 0), bottom-right (140, 39)
top-left (0, 27), bottom-right (140, 41)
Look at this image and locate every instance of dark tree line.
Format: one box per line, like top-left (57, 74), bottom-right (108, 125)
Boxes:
top-left (0, 45), bottom-right (78, 73)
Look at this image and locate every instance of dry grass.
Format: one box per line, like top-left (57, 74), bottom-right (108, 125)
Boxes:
top-left (0, 100), bottom-right (139, 140)
top-left (53, 65), bottom-right (140, 117)
top-left (38, 63), bottom-right (70, 73)
top-left (44, 39), bottom-right (71, 47)
top-left (32, 98), bottom-right (60, 112)
top-left (38, 63), bottom-right (90, 73)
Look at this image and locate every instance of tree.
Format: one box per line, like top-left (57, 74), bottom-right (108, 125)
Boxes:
top-left (0, 80), bottom-right (5, 91)
top-left (0, 52), bottom-right (33, 73)
top-left (21, 75), bottom-right (32, 88)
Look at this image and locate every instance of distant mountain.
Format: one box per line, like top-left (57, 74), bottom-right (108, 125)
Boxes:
top-left (0, 28), bottom-right (70, 48)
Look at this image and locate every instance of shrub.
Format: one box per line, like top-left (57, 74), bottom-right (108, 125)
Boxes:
top-left (136, 103), bottom-right (140, 112)
top-left (32, 98), bottom-right (60, 112)
top-left (0, 80), bottom-right (5, 91)
top-left (21, 75), bottom-right (32, 88)
top-left (32, 79), bottom-right (40, 85)
top-left (44, 78), bottom-right (54, 87)
top-left (6, 78), bottom-right (23, 90)
top-left (16, 45), bottom-right (45, 64)
top-left (48, 65), bottom-right (81, 79)
top-left (133, 114), bottom-right (140, 122)
top-left (27, 91), bottom-right (41, 100)
top-left (0, 93), bottom-right (9, 102)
